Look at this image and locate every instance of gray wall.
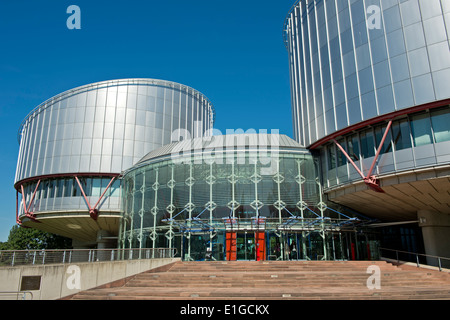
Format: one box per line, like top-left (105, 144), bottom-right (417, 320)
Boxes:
top-left (0, 258), bottom-right (179, 300)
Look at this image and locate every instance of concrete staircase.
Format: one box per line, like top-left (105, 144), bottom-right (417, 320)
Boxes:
top-left (66, 260), bottom-right (450, 300)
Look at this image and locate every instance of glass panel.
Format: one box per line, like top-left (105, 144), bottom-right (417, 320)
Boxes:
top-left (92, 178), bottom-right (102, 198)
top-left (375, 125), bottom-right (393, 154)
top-left (410, 113), bottom-right (433, 147)
top-left (431, 108), bottom-right (450, 143)
top-left (56, 179), bottom-right (64, 198)
top-left (336, 139), bottom-right (347, 166)
top-left (360, 129), bottom-right (375, 158)
top-left (392, 120), bottom-right (412, 150)
top-left (110, 179), bottom-right (121, 197)
top-left (347, 134), bottom-right (360, 161)
top-left (327, 145), bottom-right (336, 169)
top-left (64, 178), bottom-right (72, 197)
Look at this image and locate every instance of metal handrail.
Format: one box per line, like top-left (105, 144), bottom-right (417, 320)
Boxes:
top-left (0, 248), bottom-right (177, 267)
top-left (379, 247), bottom-right (450, 272)
top-left (0, 291), bottom-right (33, 300)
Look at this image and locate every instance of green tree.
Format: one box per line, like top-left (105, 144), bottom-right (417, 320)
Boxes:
top-left (2, 226), bottom-right (72, 250)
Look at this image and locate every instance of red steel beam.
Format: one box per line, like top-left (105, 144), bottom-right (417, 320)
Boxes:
top-left (333, 120), bottom-right (393, 193)
top-left (15, 173), bottom-right (120, 224)
top-left (18, 180), bottom-right (41, 223)
top-left (74, 175), bottom-right (117, 221)
top-left (366, 119), bottom-right (393, 179)
top-left (333, 139), bottom-right (365, 180)
top-left (74, 176), bottom-right (93, 212)
top-left (26, 180), bottom-right (41, 213)
top-left (92, 176), bottom-right (117, 211)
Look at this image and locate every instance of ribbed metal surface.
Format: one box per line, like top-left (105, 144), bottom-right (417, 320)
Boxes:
top-left (15, 78), bottom-right (215, 183)
top-left (284, 0), bottom-right (450, 147)
top-left (134, 133), bottom-right (306, 166)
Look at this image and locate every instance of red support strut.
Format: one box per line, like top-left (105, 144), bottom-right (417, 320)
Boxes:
top-left (75, 176), bottom-right (117, 221)
top-left (18, 180), bottom-right (41, 224)
top-left (333, 120), bottom-right (393, 193)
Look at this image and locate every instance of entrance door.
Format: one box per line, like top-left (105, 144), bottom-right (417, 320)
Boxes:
top-left (226, 232), bottom-right (237, 261)
top-left (236, 232), bottom-right (255, 260)
top-left (227, 231), bottom-right (266, 261)
top-left (255, 232), bottom-right (265, 261)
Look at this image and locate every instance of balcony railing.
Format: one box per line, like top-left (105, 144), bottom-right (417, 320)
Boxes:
top-left (0, 248), bottom-right (177, 267)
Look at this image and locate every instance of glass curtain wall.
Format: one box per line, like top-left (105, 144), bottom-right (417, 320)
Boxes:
top-left (120, 149), bottom-right (368, 261)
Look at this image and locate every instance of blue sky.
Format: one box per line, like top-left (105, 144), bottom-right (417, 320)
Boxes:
top-left (0, 0), bottom-right (296, 242)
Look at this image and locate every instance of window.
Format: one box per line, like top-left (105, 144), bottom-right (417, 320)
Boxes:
top-left (110, 179), bottom-right (121, 197)
top-left (360, 129), bottom-right (375, 158)
top-left (431, 108), bottom-right (450, 143)
top-left (375, 125), bottom-right (393, 154)
top-left (48, 180), bottom-right (55, 198)
top-left (410, 113), bottom-right (432, 147)
top-left (41, 181), bottom-right (49, 199)
top-left (92, 178), bottom-right (102, 198)
top-left (327, 145), bottom-right (336, 169)
top-left (56, 179), bottom-right (64, 198)
top-left (392, 120), bottom-right (412, 151)
top-left (347, 134), bottom-right (360, 161)
top-left (63, 178), bottom-right (72, 197)
top-left (336, 139), bottom-right (347, 166)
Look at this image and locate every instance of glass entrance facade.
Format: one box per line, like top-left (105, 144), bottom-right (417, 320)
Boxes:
top-left (119, 134), bottom-right (377, 261)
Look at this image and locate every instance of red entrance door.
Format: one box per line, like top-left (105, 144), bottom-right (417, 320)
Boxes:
top-left (226, 232), bottom-right (237, 261)
top-left (255, 232), bottom-right (266, 261)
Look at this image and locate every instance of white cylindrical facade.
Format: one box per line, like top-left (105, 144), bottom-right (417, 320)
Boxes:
top-left (14, 78), bottom-right (215, 243)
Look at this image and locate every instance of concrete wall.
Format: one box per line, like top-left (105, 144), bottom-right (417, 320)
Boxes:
top-left (418, 209), bottom-right (450, 268)
top-left (0, 258), bottom-right (180, 300)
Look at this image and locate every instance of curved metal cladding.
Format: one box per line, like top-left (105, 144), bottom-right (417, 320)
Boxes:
top-left (284, 0), bottom-right (450, 147)
top-left (119, 134), bottom-right (369, 261)
top-left (14, 79), bottom-right (214, 241)
top-left (284, 0), bottom-right (450, 193)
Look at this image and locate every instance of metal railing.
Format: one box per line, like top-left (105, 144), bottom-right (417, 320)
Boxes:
top-left (0, 248), bottom-right (177, 267)
top-left (0, 291), bottom-right (33, 300)
top-left (379, 247), bottom-right (450, 272)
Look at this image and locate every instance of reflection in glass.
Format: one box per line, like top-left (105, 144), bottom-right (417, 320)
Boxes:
top-left (410, 113), bottom-right (432, 147)
top-left (348, 134), bottom-right (360, 161)
top-left (375, 125), bottom-right (393, 154)
top-left (336, 139), bottom-right (347, 166)
top-left (328, 145), bottom-right (336, 169)
top-left (431, 108), bottom-right (450, 143)
top-left (392, 120), bottom-right (412, 151)
top-left (360, 129), bottom-right (375, 158)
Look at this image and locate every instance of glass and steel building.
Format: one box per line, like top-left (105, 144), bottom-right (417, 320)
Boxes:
top-left (284, 0), bottom-right (450, 262)
top-left (13, 1), bottom-right (449, 263)
top-left (119, 133), bottom-right (374, 261)
top-left (14, 78), bottom-right (215, 247)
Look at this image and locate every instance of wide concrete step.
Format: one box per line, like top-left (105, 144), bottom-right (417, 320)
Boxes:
top-left (67, 260), bottom-right (450, 300)
top-left (71, 286), bottom-right (450, 300)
